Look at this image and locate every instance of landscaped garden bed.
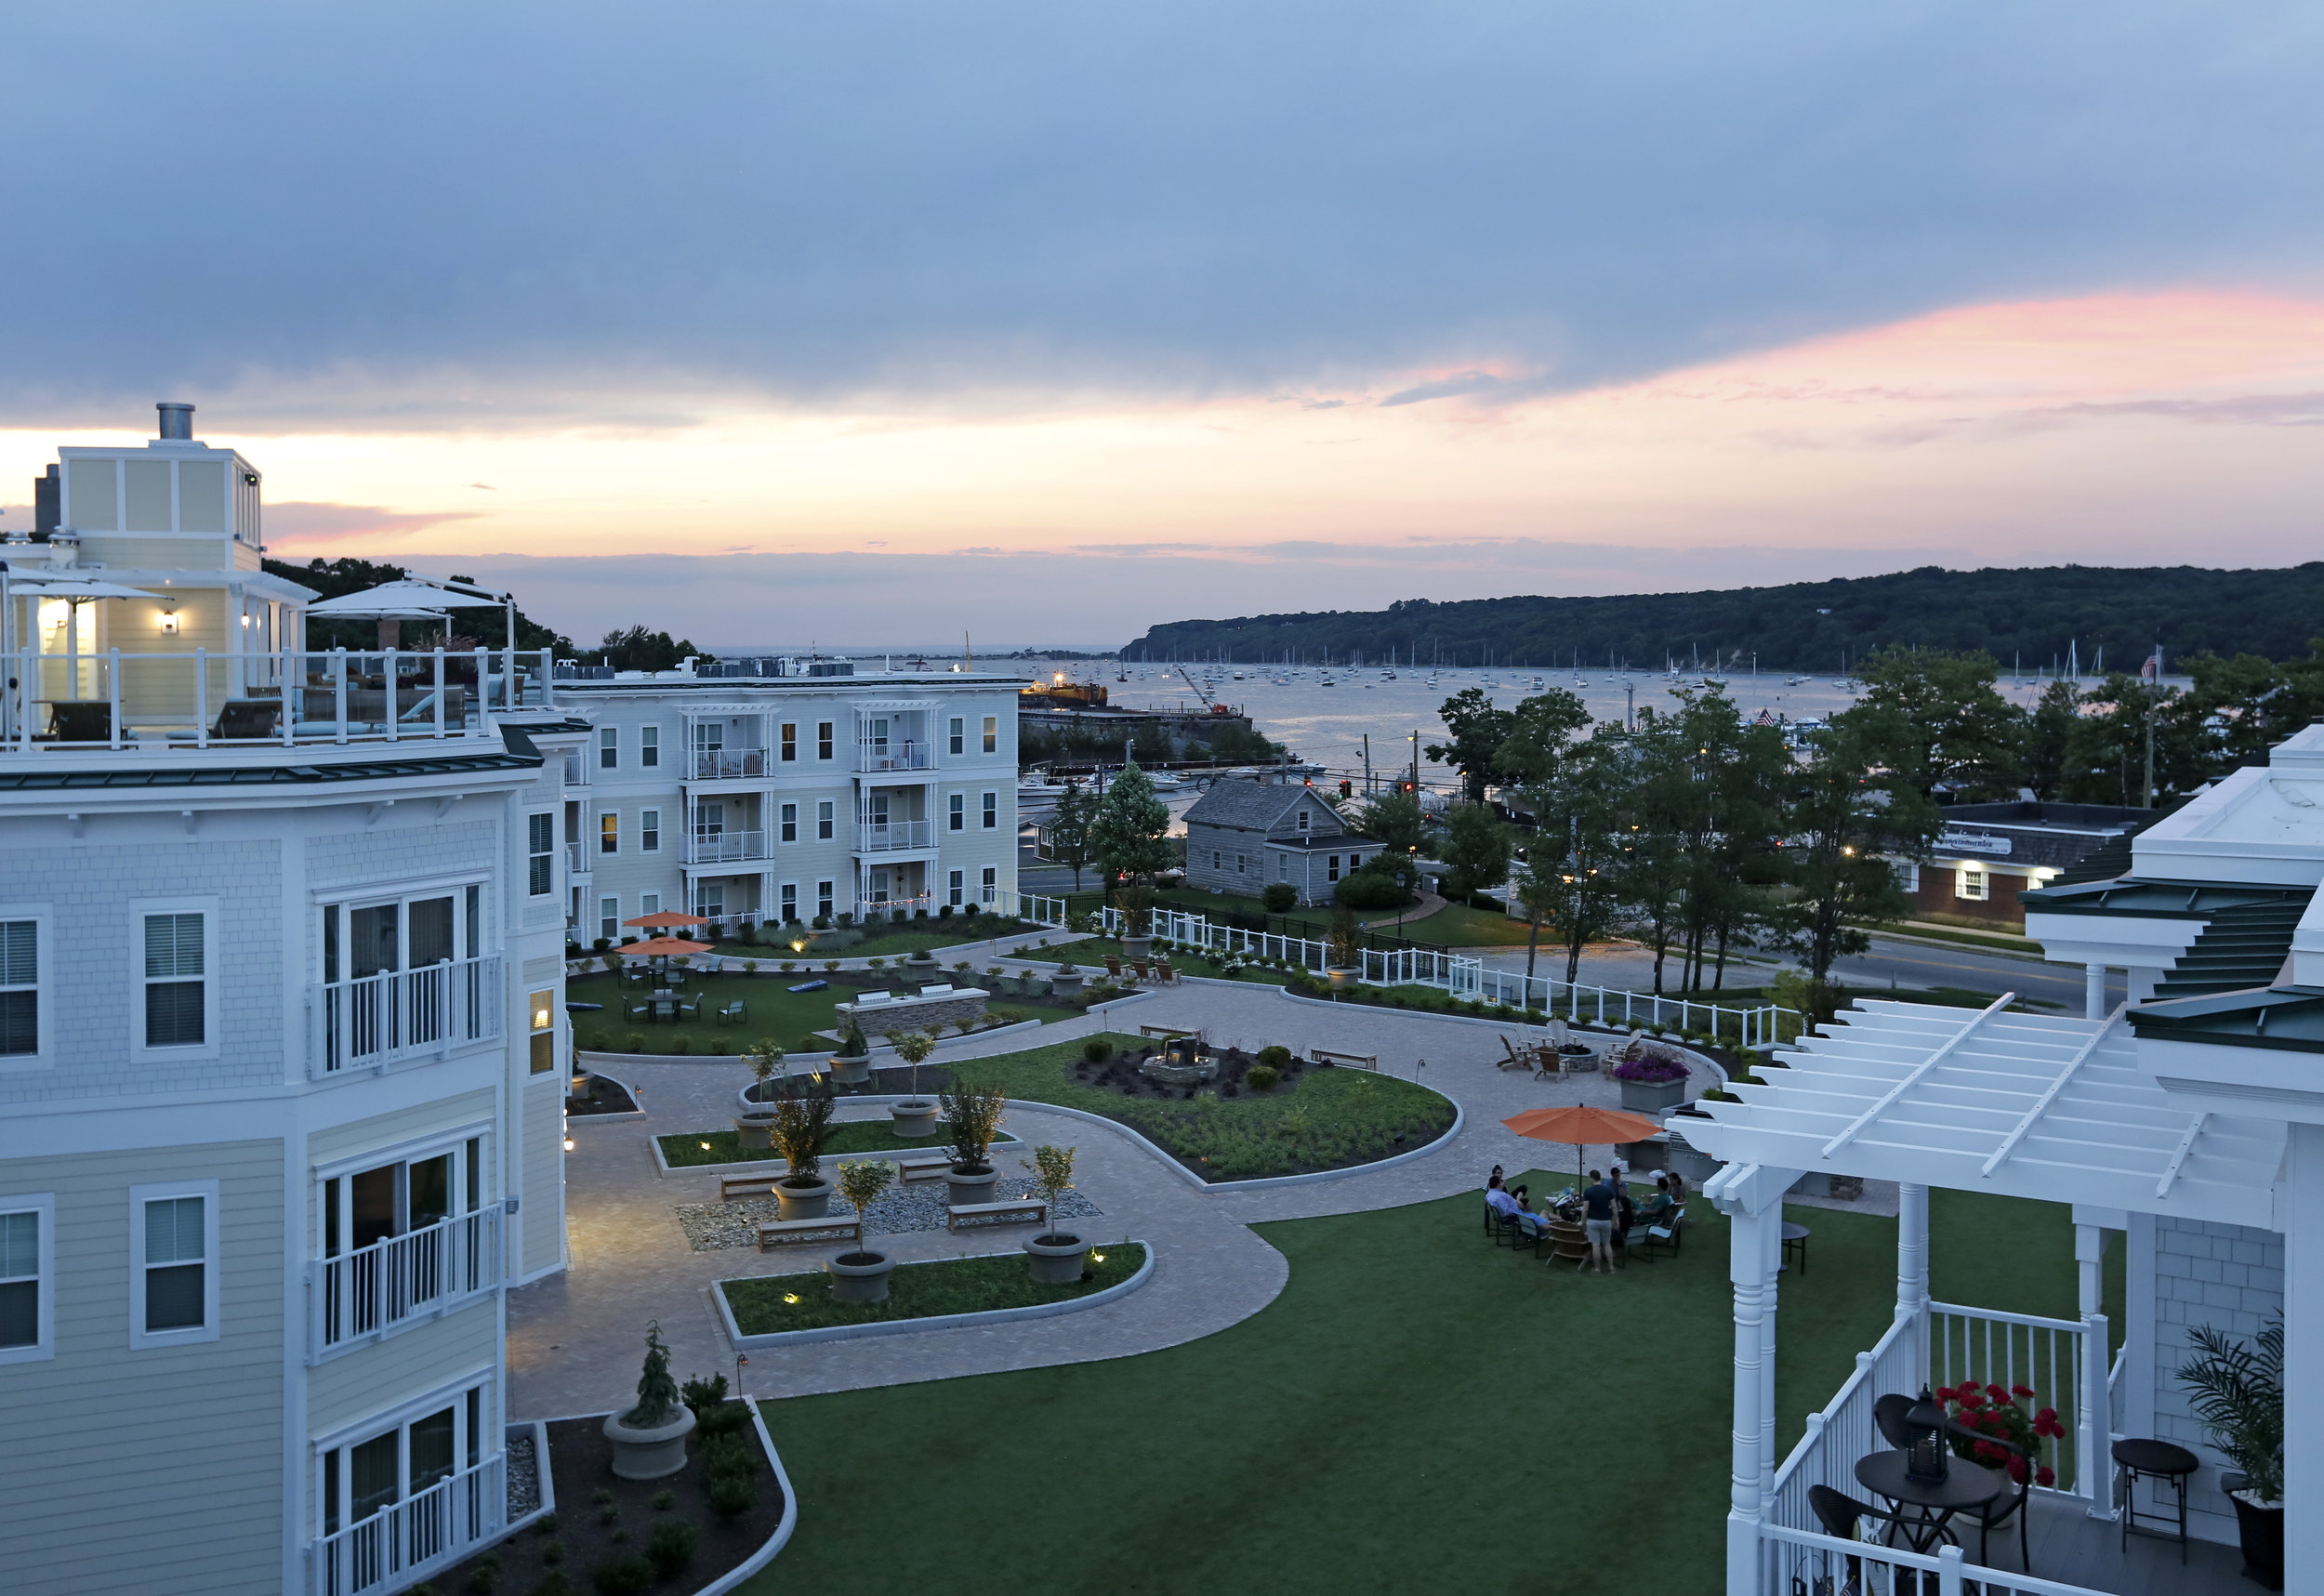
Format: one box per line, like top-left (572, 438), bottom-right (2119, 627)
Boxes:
top-left (566, 970), bottom-right (1073, 1057)
top-left (720, 1244), bottom-right (1148, 1335)
top-left (417, 1396), bottom-right (781, 1596)
top-left (658, 1124), bottom-right (1022, 1167)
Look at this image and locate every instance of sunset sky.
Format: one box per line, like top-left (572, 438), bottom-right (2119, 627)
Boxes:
top-left (4, 5), bottom-right (2320, 648)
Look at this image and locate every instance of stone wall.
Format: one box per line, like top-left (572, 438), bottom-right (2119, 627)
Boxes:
top-left (835, 988), bottom-right (990, 1039)
top-left (2139, 1215), bottom-right (2283, 1539)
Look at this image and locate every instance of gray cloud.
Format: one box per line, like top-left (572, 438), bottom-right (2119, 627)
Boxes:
top-left (266, 501), bottom-right (483, 543)
top-left (5, 3), bottom-right (2321, 429)
top-left (1380, 371), bottom-right (1512, 407)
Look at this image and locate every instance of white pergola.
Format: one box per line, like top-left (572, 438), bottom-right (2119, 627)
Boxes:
top-left (1684, 997), bottom-right (2311, 1595)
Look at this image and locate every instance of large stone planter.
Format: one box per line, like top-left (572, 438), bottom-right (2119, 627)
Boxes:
top-left (1326, 966), bottom-right (1358, 991)
top-left (1618, 1077), bottom-right (1687, 1115)
top-left (776, 1175), bottom-right (832, 1220)
top-left (826, 1250), bottom-right (897, 1303)
top-left (944, 1166), bottom-right (998, 1207)
top-left (2230, 1490), bottom-right (2284, 1590)
top-left (828, 1054), bottom-right (872, 1086)
top-left (1050, 968), bottom-right (1085, 996)
top-left (1121, 934), bottom-right (1153, 961)
top-left (602, 1405), bottom-right (696, 1481)
top-left (890, 1099), bottom-right (940, 1139)
top-left (1024, 1232), bottom-right (1088, 1284)
top-left (733, 1112), bottom-right (778, 1150)
top-left (905, 951), bottom-right (942, 976)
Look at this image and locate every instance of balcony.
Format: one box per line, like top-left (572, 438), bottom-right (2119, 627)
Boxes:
top-left (310, 1207), bottom-right (501, 1357)
top-left (689, 747), bottom-right (767, 780)
top-left (685, 829), bottom-right (770, 864)
top-left (310, 956), bottom-right (504, 1078)
top-left (860, 891), bottom-right (934, 919)
top-left (566, 842), bottom-right (588, 876)
top-left (857, 741), bottom-right (934, 773)
top-left (311, 1451), bottom-right (503, 1596)
top-left (561, 750), bottom-right (588, 786)
top-left (856, 819), bottom-right (934, 852)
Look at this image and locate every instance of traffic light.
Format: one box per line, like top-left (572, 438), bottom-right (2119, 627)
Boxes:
top-left (1339, 780), bottom-right (1353, 798)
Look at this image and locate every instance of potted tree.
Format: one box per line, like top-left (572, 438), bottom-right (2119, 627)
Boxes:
top-left (1050, 959), bottom-right (1085, 997)
top-left (2178, 1318), bottom-right (2284, 1589)
top-left (939, 1077), bottom-right (1008, 1207)
top-left (602, 1321), bottom-right (696, 1480)
top-left (734, 1040), bottom-right (784, 1143)
top-left (888, 1030), bottom-right (941, 1139)
top-left (769, 1092), bottom-right (836, 1218)
top-left (1116, 883), bottom-right (1155, 962)
top-left (1020, 1144), bottom-right (1087, 1283)
top-left (828, 1017), bottom-right (873, 1087)
top-left (1326, 907), bottom-right (1364, 992)
top-left (1611, 1046), bottom-right (1691, 1115)
top-left (828, 1160), bottom-right (899, 1301)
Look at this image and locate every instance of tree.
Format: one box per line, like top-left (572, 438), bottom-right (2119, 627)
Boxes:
top-left (1087, 760), bottom-right (1173, 885)
top-left (596, 626), bottom-right (705, 672)
top-left (1047, 781), bottom-right (1097, 890)
top-left (1357, 789), bottom-right (1428, 860)
top-left (1496, 688), bottom-right (1591, 788)
top-left (1851, 646), bottom-right (2027, 801)
top-left (1205, 721), bottom-right (1283, 762)
top-left (1425, 688), bottom-right (1515, 802)
top-left (1765, 712), bottom-right (1944, 982)
top-left (1436, 802), bottom-right (1512, 904)
top-left (2022, 678), bottom-right (2080, 800)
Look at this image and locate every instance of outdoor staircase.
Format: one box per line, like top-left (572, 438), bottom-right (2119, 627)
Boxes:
top-left (2150, 900), bottom-right (2308, 998)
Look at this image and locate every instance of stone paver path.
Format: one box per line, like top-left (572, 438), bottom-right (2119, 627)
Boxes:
top-left (508, 982), bottom-right (1723, 1418)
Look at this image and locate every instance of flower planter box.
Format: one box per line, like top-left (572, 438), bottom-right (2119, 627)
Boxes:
top-left (1618, 1077), bottom-right (1687, 1115)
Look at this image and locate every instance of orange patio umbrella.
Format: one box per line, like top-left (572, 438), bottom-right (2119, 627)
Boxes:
top-left (624, 910), bottom-right (707, 929)
top-left (625, 936), bottom-right (714, 957)
top-left (1502, 1105), bottom-right (1666, 1187)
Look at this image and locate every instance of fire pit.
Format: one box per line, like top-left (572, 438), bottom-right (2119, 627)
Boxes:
top-left (1139, 1034), bottom-right (1218, 1088)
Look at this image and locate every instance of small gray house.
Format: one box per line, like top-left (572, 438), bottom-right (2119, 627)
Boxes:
top-left (1181, 778), bottom-right (1382, 904)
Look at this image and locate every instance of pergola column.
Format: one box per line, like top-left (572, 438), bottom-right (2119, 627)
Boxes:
top-left (2284, 1124), bottom-right (2324, 1594)
top-left (1897, 1181), bottom-right (1931, 1377)
top-left (1761, 1204), bottom-right (1782, 1497)
top-left (2085, 964), bottom-right (2108, 1021)
top-left (1727, 1203), bottom-right (1776, 1596)
top-left (2074, 1217), bottom-right (2117, 1519)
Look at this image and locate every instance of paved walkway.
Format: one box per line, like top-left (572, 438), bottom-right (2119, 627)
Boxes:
top-left (508, 983), bottom-right (1725, 1418)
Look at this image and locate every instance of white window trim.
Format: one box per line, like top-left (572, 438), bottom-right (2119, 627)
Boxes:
top-left (981, 791), bottom-right (997, 829)
top-left (780, 802), bottom-right (799, 845)
top-left (0, 1193), bottom-right (54, 1365)
top-left (131, 897), bottom-right (221, 1062)
top-left (640, 808), bottom-right (661, 854)
top-left (982, 716), bottom-right (997, 756)
top-left (524, 813), bottom-right (556, 898)
top-left (778, 881), bottom-right (799, 921)
top-left (1956, 864), bottom-right (1989, 903)
top-left (0, 904), bottom-right (54, 1072)
top-left (639, 725), bottom-right (660, 769)
top-left (130, 1178), bottom-right (220, 1349)
top-left (816, 799), bottom-right (835, 841)
top-left (948, 794), bottom-right (965, 832)
top-left (598, 726), bottom-right (619, 770)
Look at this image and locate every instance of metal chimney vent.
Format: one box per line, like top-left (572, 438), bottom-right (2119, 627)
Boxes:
top-left (156, 402), bottom-right (194, 440)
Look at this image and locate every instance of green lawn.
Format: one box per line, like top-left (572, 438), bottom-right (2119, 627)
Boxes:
top-left (749, 1182), bottom-right (2121, 1595)
top-left (657, 1125), bottom-right (1024, 1167)
top-left (721, 1244), bottom-right (1148, 1334)
top-left (569, 971), bottom-right (1078, 1057)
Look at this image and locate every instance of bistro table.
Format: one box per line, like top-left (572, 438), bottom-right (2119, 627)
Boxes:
top-left (1781, 1221), bottom-right (1812, 1275)
top-left (1854, 1451), bottom-right (2005, 1555)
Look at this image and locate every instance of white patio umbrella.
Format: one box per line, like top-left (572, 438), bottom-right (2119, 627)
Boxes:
top-left (304, 579), bottom-right (520, 698)
top-left (0, 564), bottom-right (160, 743)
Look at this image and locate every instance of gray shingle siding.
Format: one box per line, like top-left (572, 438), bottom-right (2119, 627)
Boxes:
top-left (1181, 781), bottom-right (1380, 903)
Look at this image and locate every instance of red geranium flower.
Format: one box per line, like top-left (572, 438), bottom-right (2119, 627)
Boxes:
top-left (2007, 1457), bottom-right (2029, 1483)
top-left (2034, 1407), bottom-right (2058, 1425)
top-left (2012, 1384), bottom-right (2035, 1399)
top-left (2036, 1465), bottom-right (2056, 1487)
top-left (1975, 1441), bottom-right (2004, 1461)
top-left (1934, 1386), bottom-right (1957, 1403)
top-left (1985, 1383), bottom-right (2008, 1399)
top-left (1960, 1390), bottom-right (1987, 1409)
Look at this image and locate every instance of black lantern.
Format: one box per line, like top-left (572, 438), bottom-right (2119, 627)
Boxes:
top-left (1903, 1386), bottom-right (1951, 1484)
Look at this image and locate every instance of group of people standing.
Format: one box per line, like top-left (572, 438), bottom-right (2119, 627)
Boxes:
top-left (1486, 1162), bottom-right (1683, 1273)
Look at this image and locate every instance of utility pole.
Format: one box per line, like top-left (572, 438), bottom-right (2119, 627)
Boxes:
top-left (1362, 732), bottom-right (1372, 796)
top-left (2144, 641), bottom-right (2162, 807)
top-left (1409, 729), bottom-right (1419, 795)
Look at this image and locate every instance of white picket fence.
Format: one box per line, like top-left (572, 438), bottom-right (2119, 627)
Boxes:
top-left (1095, 904), bottom-right (1793, 1049)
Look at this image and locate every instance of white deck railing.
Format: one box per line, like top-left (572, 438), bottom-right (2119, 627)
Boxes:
top-left (858, 742), bottom-right (934, 772)
top-left (1930, 1299), bottom-right (2095, 1501)
top-left (686, 828), bottom-right (769, 864)
top-left (1018, 891), bottom-right (1068, 927)
top-left (1767, 1311), bottom-right (1925, 1544)
top-left (310, 956), bottom-right (503, 1077)
top-left (566, 842), bottom-right (588, 875)
top-left (310, 1453), bottom-right (503, 1596)
top-left (856, 819), bottom-right (934, 851)
top-left (689, 747), bottom-right (767, 779)
top-left (1760, 1521), bottom-right (2108, 1596)
top-left (310, 1208), bottom-right (500, 1355)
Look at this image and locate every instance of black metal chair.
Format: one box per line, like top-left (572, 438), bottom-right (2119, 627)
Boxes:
top-left (1641, 1203), bottom-right (1685, 1258)
top-left (1489, 1207), bottom-right (1525, 1247)
top-left (1971, 1446), bottom-right (2034, 1573)
top-left (1873, 1392), bottom-right (1919, 1449)
top-left (1808, 1484), bottom-right (1924, 1591)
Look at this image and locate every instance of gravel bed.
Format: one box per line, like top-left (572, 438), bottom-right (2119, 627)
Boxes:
top-left (676, 1178), bottom-right (1103, 1252)
top-left (505, 1431), bottom-right (540, 1518)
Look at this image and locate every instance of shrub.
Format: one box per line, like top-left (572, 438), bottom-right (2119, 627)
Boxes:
top-left (645, 1519), bottom-right (699, 1578)
top-left (824, 958), bottom-right (842, 972)
top-left (1611, 1050), bottom-right (1688, 1084)
top-left (963, 902), bottom-right (980, 917)
top-left (585, 1029), bottom-right (609, 1051)
top-left (669, 1035), bottom-right (691, 1054)
top-left (680, 1372), bottom-right (727, 1416)
top-left (466, 1560), bottom-right (500, 1593)
top-left (651, 1491), bottom-right (674, 1511)
top-left (706, 1473), bottom-right (755, 1519)
top-left (587, 1555), bottom-right (651, 1596)
top-left (798, 1033), bottom-right (825, 1053)
top-left (938, 904), bottom-right (954, 918)
top-left (711, 1038), bottom-right (730, 1055)
top-left (1246, 1064), bottom-right (1280, 1092)
top-left (1261, 882), bottom-right (1298, 913)
top-left (779, 960), bottom-right (796, 972)
top-left (529, 1575), bottom-right (574, 1596)
top-left (1333, 872), bottom-right (1408, 910)
top-left (1082, 1038), bottom-right (1114, 1065)
top-left (624, 1032), bottom-right (645, 1053)
top-left (540, 1542), bottom-right (564, 1564)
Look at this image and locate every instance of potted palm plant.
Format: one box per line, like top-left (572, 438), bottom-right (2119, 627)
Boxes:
top-left (602, 1322), bottom-right (696, 1480)
top-left (828, 1017), bottom-right (873, 1087)
top-left (769, 1092), bottom-right (836, 1218)
top-left (2178, 1318), bottom-right (2283, 1589)
top-left (888, 1030), bottom-right (941, 1139)
top-left (828, 1160), bottom-right (898, 1301)
top-left (1020, 1144), bottom-right (1087, 1282)
top-left (939, 1076), bottom-right (1008, 1207)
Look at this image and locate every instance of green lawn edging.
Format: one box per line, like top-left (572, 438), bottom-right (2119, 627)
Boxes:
top-left (717, 1243), bottom-right (1155, 1347)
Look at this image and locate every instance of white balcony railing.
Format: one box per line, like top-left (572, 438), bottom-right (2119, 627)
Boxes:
top-left (310, 1207), bottom-right (501, 1355)
top-left (689, 747), bottom-right (767, 779)
top-left (311, 1452), bottom-right (503, 1596)
top-left (860, 891), bottom-right (934, 919)
top-left (310, 956), bottom-right (504, 1078)
top-left (857, 741), bottom-right (933, 772)
top-left (685, 829), bottom-right (769, 864)
top-left (855, 819), bottom-right (934, 851)
top-left (566, 842), bottom-right (588, 875)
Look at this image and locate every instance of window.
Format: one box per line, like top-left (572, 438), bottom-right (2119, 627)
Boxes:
top-left (780, 722), bottom-right (798, 762)
top-left (948, 869), bottom-right (964, 907)
top-left (982, 792), bottom-right (997, 830)
top-left (600, 813), bottom-right (618, 855)
top-left (1957, 866), bottom-right (1989, 903)
top-left (816, 880), bottom-right (835, 920)
top-left (816, 721), bottom-right (834, 760)
top-left (529, 989), bottom-right (555, 1075)
top-left (599, 897), bottom-right (618, 942)
top-left (0, 1196), bottom-right (51, 1363)
top-left (318, 1382), bottom-right (486, 1548)
top-left (0, 917), bottom-right (40, 1058)
top-left (816, 800), bottom-right (834, 840)
top-left (526, 813), bottom-right (554, 896)
top-left (780, 883), bottom-right (799, 922)
top-left (1279, 856), bottom-right (1290, 882)
top-left (141, 912), bottom-right (206, 1049)
top-left (981, 865), bottom-right (997, 904)
top-left (1894, 861), bottom-right (1921, 893)
top-left (1211, 851), bottom-right (1221, 870)
top-left (1297, 809), bottom-right (1311, 833)
top-left (694, 883), bottom-right (725, 919)
top-left (598, 727), bottom-right (618, 770)
top-left (1236, 854), bottom-right (1248, 874)
top-left (640, 726), bottom-right (659, 769)
top-left (948, 793), bottom-right (965, 832)
top-left (640, 808), bottom-right (661, 853)
top-left (131, 1181), bottom-right (218, 1347)
top-left (983, 716), bottom-right (997, 755)
top-left (1327, 855), bottom-right (1341, 882)
top-left (640, 892), bottom-right (661, 917)
top-left (780, 803), bottom-right (799, 844)
top-left (948, 718), bottom-right (965, 756)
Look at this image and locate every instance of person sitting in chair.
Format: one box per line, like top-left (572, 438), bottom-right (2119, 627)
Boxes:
top-left (1636, 1174), bottom-right (1676, 1223)
top-left (1485, 1176), bottom-right (1522, 1220)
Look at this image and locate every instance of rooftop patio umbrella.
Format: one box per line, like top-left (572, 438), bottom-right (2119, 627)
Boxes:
top-left (305, 577), bottom-right (517, 666)
top-left (623, 910), bottom-right (708, 929)
top-left (1502, 1104), bottom-right (1666, 1189)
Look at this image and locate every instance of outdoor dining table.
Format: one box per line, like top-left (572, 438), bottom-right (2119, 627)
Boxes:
top-left (1853, 1451), bottom-right (2005, 1555)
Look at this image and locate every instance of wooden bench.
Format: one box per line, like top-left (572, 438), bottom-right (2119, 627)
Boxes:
top-left (897, 1154), bottom-right (954, 1185)
top-left (945, 1198), bottom-right (1046, 1232)
top-left (1141, 1023), bottom-right (1198, 1042)
top-left (756, 1215), bottom-right (863, 1249)
top-left (719, 1172), bottom-right (782, 1202)
top-left (1310, 1048), bottom-right (1378, 1071)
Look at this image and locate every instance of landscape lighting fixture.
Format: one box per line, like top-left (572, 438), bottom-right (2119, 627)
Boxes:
top-left (782, 1293), bottom-right (800, 1305)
